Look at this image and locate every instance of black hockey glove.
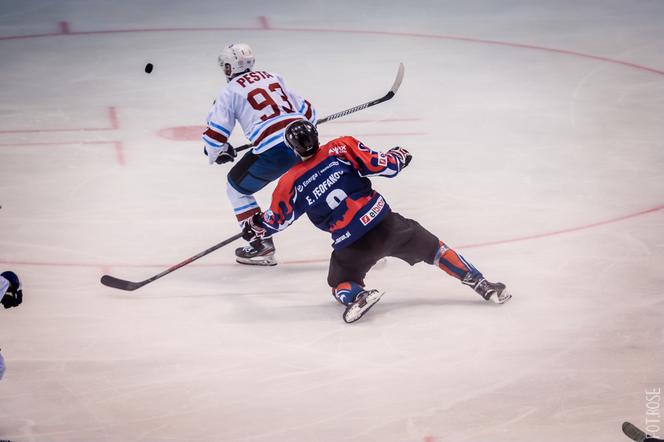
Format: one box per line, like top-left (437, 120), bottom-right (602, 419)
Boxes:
top-left (203, 143), bottom-right (237, 164)
top-left (242, 213), bottom-right (268, 242)
top-left (1, 271), bottom-right (23, 309)
top-left (1, 289), bottom-right (22, 309)
top-left (388, 146), bottom-right (412, 168)
top-left (215, 143), bottom-right (236, 164)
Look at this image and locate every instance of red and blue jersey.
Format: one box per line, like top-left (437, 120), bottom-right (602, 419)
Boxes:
top-left (261, 136), bottom-right (408, 249)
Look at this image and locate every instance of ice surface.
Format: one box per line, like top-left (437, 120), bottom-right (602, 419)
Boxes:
top-left (1, 1), bottom-right (663, 441)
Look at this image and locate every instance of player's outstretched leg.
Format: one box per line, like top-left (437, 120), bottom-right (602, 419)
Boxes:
top-left (333, 282), bottom-right (384, 323)
top-left (434, 241), bottom-right (511, 304)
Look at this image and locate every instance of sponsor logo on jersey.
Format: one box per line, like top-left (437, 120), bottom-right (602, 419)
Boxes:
top-left (357, 141), bottom-right (370, 152)
top-left (360, 196), bottom-right (385, 226)
top-left (319, 160), bottom-right (339, 173)
top-left (328, 145), bottom-right (347, 155)
top-left (334, 231), bottom-right (352, 245)
top-left (296, 162), bottom-right (341, 194)
top-left (263, 210), bottom-right (276, 225)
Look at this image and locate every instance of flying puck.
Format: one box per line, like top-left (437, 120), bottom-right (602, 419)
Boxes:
top-left (145, 63), bottom-right (154, 74)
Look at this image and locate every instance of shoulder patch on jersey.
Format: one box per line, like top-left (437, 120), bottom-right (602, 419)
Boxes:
top-left (328, 144), bottom-right (347, 156)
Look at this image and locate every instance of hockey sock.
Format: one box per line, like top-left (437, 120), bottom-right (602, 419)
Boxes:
top-left (235, 207), bottom-right (261, 226)
top-left (227, 182), bottom-right (261, 226)
top-left (434, 241), bottom-right (481, 281)
top-left (333, 281), bottom-right (364, 306)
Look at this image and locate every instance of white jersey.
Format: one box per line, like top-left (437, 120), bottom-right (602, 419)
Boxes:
top-left (204, 70), bottom-right (317, 154)
top-left (0, 275), bottom-right (8, 297)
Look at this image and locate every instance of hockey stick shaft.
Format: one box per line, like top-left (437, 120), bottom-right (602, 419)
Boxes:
top-left (100, 232), bottom-right (243, 291)
top-left (235, 62), bottom-right (405, 153)
top-left (317, 62), bottom-right (405, 125)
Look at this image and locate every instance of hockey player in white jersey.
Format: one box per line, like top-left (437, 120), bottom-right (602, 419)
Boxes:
top-left (1, 271), bottom-right (23, 380)
top-left (1, 271), bottom-right (22, 310)
top-left (203, 43), bottom-right (317, 266)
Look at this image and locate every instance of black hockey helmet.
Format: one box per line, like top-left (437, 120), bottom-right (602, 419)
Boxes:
top-left (284, 120), bottom-right (319, 158)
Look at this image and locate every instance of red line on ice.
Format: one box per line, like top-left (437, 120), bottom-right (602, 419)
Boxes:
top-left (82, 140), bottom-right (126, 166)
top-left (107, 106), bottom-right (119, 130)
top-left (1, 20), bottom-right (663, 77)
top-left (258, 16), bottom-right (271, 29)
top-left (458, 204), bottom-right (664, 249)
top-left (0, 106), bottom-right (119, 133)
top-left (0, 140), bottom-right (126, 166)
top-left (328, 118), bottom-right (423, 124)
top-left (59, 21), bottom-right (71, 35)
top-left (1, 205), bottom-right (662, 270)
top-left (319, 132), bottom-right (427, 137)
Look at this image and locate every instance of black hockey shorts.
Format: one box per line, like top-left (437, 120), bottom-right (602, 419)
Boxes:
top-left (327, 211), bottom-right (440, 288)
top-left (227, 142), bottom-right (300, 195)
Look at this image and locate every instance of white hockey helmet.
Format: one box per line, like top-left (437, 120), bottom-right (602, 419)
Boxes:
top-left (218, 43), bottom-right (255, 80)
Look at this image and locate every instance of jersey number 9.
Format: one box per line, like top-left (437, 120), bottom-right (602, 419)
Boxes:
top-left (247, 82), bottom-right (296, 122)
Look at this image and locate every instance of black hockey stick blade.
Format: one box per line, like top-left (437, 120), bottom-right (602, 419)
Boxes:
top-left (235, 62), bottom-right (405, 153)
top-left (624, 422), bottom-right (647, 442)
top-left (100, 275), bottom-right (146, 291)
top-left (622, 422), bottom-right (663, 442)
top-left (100, 232), bottom-right (243, 292)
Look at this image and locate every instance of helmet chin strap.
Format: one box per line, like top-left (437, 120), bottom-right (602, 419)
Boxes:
top-left (226, 68), bottom-right (251, 82)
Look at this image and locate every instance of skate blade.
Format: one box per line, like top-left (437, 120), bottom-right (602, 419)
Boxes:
top-left (491, 289), bottom-right (512, 304)
top-left (343, 290), bottom-right (384, 323)
top-left (236, 256), bottom-right (277, 266)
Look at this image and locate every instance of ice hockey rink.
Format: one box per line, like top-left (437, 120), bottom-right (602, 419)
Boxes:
top-left (1, 1), bottom-right (663, 441)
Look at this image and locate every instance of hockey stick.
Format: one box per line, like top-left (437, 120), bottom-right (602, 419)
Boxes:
top-left (316, 61), bottom-right (405, 125)
top-left (102, 64), bottom-right (405, 291)
top-left (100, 232), bottom-right (243, 291)
top-left (623, 422), bottom-right (664, 442)
top-left (234, 62), bottom-right (405, 154)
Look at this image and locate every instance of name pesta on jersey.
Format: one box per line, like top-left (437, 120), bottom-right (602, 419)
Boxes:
top-left (204, 70), bottom-right (317, 154)
top-left (261, 136), bottom-right (409, 249)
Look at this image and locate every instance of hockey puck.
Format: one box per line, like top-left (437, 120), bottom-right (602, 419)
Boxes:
top-left (144, 63), bottom-right (154, 74)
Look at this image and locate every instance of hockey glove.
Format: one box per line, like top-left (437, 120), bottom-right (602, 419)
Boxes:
top-left (388, 146), bottom-right (412, 169)
top-left (241, 213), bottom-right (269, 242)
top-left (204, 142), bottom-right (236, 165)
top-left (1, 271), bottom-right (23, 309)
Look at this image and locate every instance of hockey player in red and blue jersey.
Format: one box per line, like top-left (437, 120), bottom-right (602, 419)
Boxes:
top-left (242, 121), bottom-right (511, 323)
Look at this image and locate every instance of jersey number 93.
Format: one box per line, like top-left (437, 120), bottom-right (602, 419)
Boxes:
top-left (247, 82), bottom-right (295, 121)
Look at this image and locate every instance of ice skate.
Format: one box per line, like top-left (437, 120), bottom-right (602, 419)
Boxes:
top-left (343, 289), bottom-right (384, 323)
top-left (235, 237), bottom-right (277, 266)
top-left (462, 274), bottom-right (511, 304)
